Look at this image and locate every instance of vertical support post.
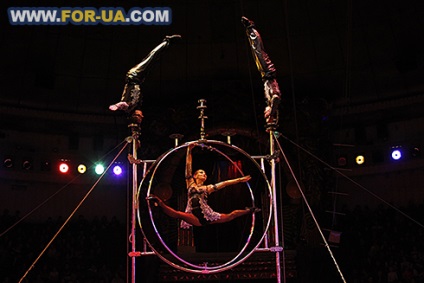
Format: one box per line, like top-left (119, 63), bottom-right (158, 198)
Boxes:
top-left (127, 109), bottom-right (143, 283)
top-left (269, 130), bottom-right (284, 283)
top-left (130, 133), bottom-right (138, 283)
top-left (260, 157), bottom-right (269, 249)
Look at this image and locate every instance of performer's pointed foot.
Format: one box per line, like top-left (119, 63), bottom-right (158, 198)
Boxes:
top-left (146, 194), bottom-right (163, 205)
top-left (164, 34), bottom-right (182, 44)
top-left (241, 16), bottom-right (255, 29)
top-left (146, 194), bottom-right (157, 201)
top-left (246, 207), bottom-right (261, 213)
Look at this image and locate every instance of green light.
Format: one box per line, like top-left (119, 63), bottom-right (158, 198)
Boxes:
top-left (95, 164), bottom-right (105, 175)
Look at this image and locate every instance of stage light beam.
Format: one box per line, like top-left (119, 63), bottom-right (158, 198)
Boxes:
top-left (391, 149), bottom-right (402, 160)
top-left (59, 162), bottom-right (69, 173)
top-left (113, 165), bottom-right (123, 176)
top-left (77, 164), bottom-right (87, 174)
top-left (95, 164), bottom-right (105, 175)
top-left (355, 155), bottom-right (365, 165)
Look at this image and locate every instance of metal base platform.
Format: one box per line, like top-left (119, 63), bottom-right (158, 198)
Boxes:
top-left (156, 250), bottom-right (297, 282)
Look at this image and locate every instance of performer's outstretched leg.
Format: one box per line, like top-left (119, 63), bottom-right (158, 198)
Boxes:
top-left (147, 195), bottom-right (202, 227)
top-left (147, 195), bottom-right (259, 226)
top-left (213, 207), bottom-right (261, 224)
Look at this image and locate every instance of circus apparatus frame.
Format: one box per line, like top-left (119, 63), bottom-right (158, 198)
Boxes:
top-left (127, 99), bottom-right (285, 282)
top-left (110, 17), bottom-right (286, 282)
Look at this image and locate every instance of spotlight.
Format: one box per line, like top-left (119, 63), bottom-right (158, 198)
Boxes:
top-left (391, 147), bottom-right (402, 161)
top-left (113, 165), bottom-right (123, 176)
top-left (59, 162), bottom-right (70, 173)
top-left (3, 158), bottom-right (13, 168)
top-left (77, 164), bottom-right (87, 174)
top-left (355, 155), bottom-right (365, 165)
top-left (22, 159), bottom-right (33, 170)
top-left (95, 164), bottom-right (105, 175)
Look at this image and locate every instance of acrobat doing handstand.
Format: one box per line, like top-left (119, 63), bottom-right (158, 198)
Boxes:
top-left (147, 143), bottom-right (260, 228)
top-left (242, 16), bottom-right (282, 127)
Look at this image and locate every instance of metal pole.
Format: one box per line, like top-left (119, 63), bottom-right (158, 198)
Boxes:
top-left (130, 133), bottom-right (138, 283)
top-left (270, 130), bottom-right (284, 283)
top-left (127, 110), bottom-right (143, 283)
top-left (260, 157), bottom-right (269, 249)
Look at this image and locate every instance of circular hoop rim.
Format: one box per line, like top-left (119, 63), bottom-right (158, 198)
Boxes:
top-left (137, 140), bottom-right (273, 274)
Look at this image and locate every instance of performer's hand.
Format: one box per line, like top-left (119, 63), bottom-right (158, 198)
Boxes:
top-left (264, 106), bottom-right (272, 119)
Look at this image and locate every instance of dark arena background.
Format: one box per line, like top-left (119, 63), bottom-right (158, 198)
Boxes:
top-left (1, 0), bottom-right (424, 282)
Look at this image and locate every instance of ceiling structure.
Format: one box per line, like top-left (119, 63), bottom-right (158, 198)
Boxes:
top-left (1, 0), bottom-right (424, 164)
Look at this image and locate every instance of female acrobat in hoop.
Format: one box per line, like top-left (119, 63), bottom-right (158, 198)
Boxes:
top-left (147, 143), bottom-right (260, 228)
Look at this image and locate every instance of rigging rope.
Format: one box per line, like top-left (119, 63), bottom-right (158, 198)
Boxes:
top-left (18, 140), bottom-right (129, 282)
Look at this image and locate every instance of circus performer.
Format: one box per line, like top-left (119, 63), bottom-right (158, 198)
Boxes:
top-left (147, 143), bottom-right (260, 228)
top-left (109, 34), bottom-right (181, 113)
top-left (241, 16), bottom-right (281, 125)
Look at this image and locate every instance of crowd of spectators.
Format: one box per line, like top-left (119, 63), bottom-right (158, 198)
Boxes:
top-left (338, 202), bottom-right (424, 283)
top-left (1, 201), bottom-right (424, 282)
top-left (0, 212), bottom-right (128, 283)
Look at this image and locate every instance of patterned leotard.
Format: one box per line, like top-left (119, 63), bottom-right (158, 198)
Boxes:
top-left (180, 185), bottom-right (221, 229)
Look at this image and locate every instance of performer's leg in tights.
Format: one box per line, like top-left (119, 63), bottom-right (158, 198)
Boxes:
top-left (212, 208), bottom-right (260, 224)
top-left (147, 195), bottom-right (202, 227)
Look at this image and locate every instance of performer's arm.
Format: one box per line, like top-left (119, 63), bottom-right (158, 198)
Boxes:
top-left (185, 144), bottom-right (195, 188)
top-left (206, 175), bottom-right (251, 194)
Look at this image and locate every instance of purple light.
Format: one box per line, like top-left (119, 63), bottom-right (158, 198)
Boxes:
top-left (391, 149), bottom-right (402, 160)
top-left (113, 165), bottom-right (123, 176)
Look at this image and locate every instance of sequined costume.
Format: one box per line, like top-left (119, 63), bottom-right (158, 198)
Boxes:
top-left (180, 185), bottom-right (221, 229)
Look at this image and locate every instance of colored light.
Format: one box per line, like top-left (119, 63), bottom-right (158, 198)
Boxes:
top-left (77, 164), bottom-right (87, 174)
top-left (59, 162), bottom-right (69, 173)
top-left (355, 155), bottom-right (365, 165)
top-left (3, 158), bottom-right (13, 168)
top-left (22, 160), bottom-right (32, 170)
top-left (113, 165), bottom-right (123, 176)
top-left (95, 164), bottom-right (105, 175)
top-left (391, 149), bottom-right (402, 160)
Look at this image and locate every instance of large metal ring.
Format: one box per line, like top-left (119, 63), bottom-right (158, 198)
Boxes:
top-left (137, 140), bottom-right (272, 274)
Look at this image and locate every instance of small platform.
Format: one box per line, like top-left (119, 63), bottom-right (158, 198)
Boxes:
top-left (157, 249), bottom-right (297, 282)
